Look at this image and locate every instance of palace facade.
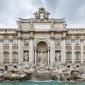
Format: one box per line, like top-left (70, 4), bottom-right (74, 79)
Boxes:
top-left (0, 7), bottom-right (85, 69)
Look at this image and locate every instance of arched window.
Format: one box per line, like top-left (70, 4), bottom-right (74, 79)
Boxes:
top-left (75, 51), bottom-right (80, 60)
top-left (66, 51), bottom-right (72, 61)
top-left (3, 51), bottom-right (9, 63)
top-left (12, 52), bottom-right (18, 63)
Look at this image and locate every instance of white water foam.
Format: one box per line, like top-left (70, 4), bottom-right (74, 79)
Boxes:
top-left (29, 80), bottom-right (53, 82)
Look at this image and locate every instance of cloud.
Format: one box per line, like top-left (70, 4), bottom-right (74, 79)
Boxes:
top-left (53, 0), bottom-right (85, 27)
top-left (0, 0), bottom-right (38, 27)
top-left (0, 0), bottom-right (85, 28)
top-left (40, 0), bottom-right (47, 7)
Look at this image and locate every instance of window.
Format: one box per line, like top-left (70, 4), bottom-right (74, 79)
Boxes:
top-left (3, 51), bottom-right (9, 63)
top-left (66, 39), bottom-right (71, 45)
top-left (13, 39), bottom-right (18, 45)
top-left (12, 52), bottom-right (18, 63)
top-left (66, 52), bottom-right (72, 60)
top-left (75, 51), bottom-right (80, 60)
top-left (4, 39), bottom-right (9, 45)
top-left (0, 39), bottom-right (3, 43)
top-left (55, 39), bottom-right (61, 47)
top-left (75, 39), bottom-right (80, 45)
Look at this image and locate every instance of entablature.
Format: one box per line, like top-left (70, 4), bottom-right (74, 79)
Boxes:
top-left (67, 28), bottom-right (85, 34)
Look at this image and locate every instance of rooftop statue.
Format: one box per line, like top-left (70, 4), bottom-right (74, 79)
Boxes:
top-left (34, 7), bottom-right (50, 21)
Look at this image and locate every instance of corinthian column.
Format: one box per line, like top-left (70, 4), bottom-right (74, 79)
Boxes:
top-left (61, 38), bottom-right (66, 63)
top-left (48, 47), bottom-right (50, 64)
top-left (0, 39), bottom-right (3, 64)
top-left (29, 37), bottom-right (34, 64)
top-left (18, 38), bottom-right (23, 65)
top-left (50, 37), bottom-right (55, 66)
top-left (34, 47), bottom-right (37, 64)
top-left (72, 39), bottom-right (75, 63)
top-left (81, 40), bottom-right (84, 63)
top-left (9, 38), bottom-right (12, 64)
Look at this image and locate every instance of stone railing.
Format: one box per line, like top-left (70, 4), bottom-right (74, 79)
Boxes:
top-left (67, 28), bottom-right (85, 34)
top-left (0, 29), bottom-right (17, 34)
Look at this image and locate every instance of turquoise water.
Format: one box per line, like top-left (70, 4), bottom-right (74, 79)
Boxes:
top-left (0, 80), bottom-right (85, 85)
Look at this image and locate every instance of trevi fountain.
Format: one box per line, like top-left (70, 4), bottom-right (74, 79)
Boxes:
top-left (0, 7), bottom-right (85, 85)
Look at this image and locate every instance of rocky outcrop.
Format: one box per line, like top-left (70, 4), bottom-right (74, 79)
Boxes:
top-left (0, 64), bottom-right (85, 82)
top-left (31, 69), bottom-right (52, 80)
top-left (0, 68), bottom-right (32, 81)
top-left (70, 70), bottom-right (81, 80)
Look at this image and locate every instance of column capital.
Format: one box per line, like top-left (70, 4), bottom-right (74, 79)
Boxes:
top-left (50, 36), bottom-right (55, 40)
top-left (80, 39), bottom-right (84, 43)
top-left (29, 36), bottom-right (34, 40)
top-left (17, 37), bottom-right (23, 40)
top-left (34, 47), bottom-right (37, 50)
top-left (48, 47), bottom-right (50, 50)
top-left (62, 37), bottom-right (66, 40)
top-left (71, 39), bottom-right (75, 43)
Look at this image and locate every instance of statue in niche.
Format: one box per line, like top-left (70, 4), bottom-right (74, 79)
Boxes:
top-left (24, 40), bottom-right (29, 46)
top-left (55, 51), bottom-right (61, 62)
top-left (24, 51), bottom-right (29, 62)
top-left (39, 51), bottom-right (46, 67)
top-left (40, 55), bottom-right (44, 64)
top-left (55, 56), bottom-right (57, 61)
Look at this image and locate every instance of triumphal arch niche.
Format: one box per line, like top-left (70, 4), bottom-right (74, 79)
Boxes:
top-left (35, 40), bottom-right (50, 67)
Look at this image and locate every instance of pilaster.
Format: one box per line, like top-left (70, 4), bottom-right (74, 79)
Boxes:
top-left (61, 38), bottom-right (66, 63)
top-left (72, 39), bottom-right (75, 63)
top-left (29, 37), bottom-right (34, 64)
top-left (50, 36), bottom-right (55, 66)
top-left (9, 38), bottom-right (12, 64)
top-left (0, 39), bottom-right (3, 64)
top-left (18, 38), bottom-right (23, 65)
top-left (81, 40), bottom-right (84, 63)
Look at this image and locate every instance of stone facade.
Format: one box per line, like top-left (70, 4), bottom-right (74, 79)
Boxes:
top-left (0, 7), bottom-right (85, 69)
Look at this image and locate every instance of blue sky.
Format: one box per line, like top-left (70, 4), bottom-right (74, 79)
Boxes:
top-left (0, 0), bottom-right (85, 28)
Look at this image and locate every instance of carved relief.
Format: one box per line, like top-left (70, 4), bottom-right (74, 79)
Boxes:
top-left (55, 39), bottom-right (61, 47)
top-left (3, 46), bottom-right (9, 50)
top-left (75, 46), bottom-right (80, 50)
top-left (66, 46), bottom-right (72, 51)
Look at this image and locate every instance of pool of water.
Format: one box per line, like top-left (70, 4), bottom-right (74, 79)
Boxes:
top-left (0, 80), bottom-right (85, 85)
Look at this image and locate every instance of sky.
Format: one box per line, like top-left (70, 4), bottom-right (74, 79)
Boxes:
top-left (0, 0), bottom-right (85, 28)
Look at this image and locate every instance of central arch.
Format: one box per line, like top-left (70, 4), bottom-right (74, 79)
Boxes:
top-left (36, 41), bottom-right (49, 66)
